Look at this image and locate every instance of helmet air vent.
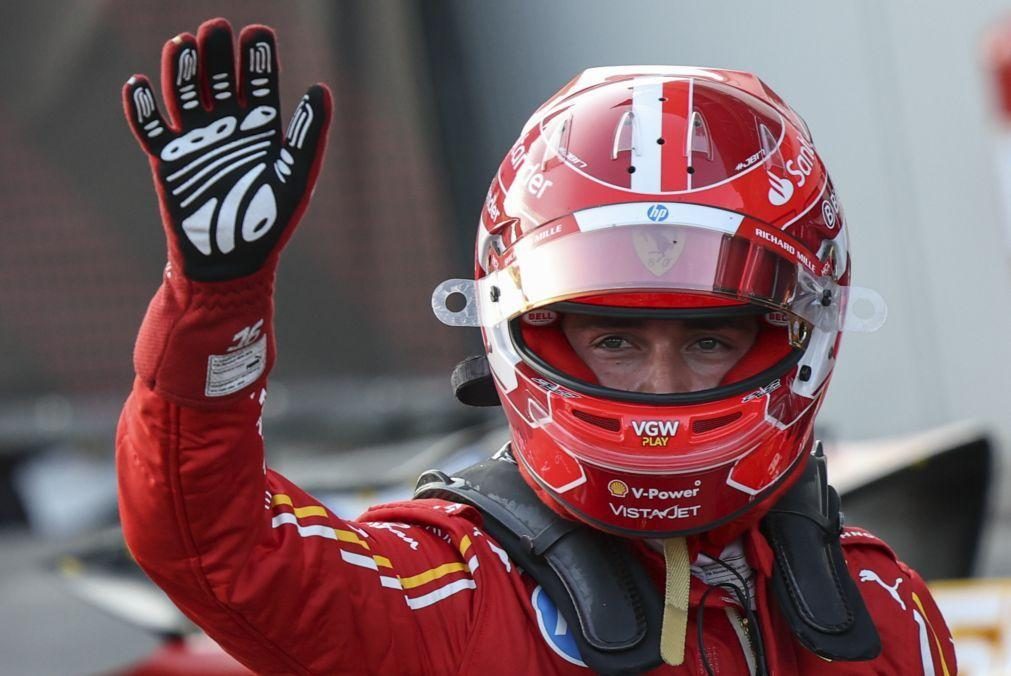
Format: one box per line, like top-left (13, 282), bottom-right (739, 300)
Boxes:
top-left (691, 412), bottom-right (743, 434)
top-left (572, 409), bottom-right (621, 432)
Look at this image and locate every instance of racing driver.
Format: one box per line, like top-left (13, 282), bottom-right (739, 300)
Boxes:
top-left (117, 18), bottom-right (956, 675)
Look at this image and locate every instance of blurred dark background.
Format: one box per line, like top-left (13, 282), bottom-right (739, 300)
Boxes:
top-left (0, 1), bottom-right (475, 397)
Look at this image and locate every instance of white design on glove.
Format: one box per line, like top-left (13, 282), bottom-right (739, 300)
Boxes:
top-left (287, 95), bottom-right (313, 150)
top-left (159, 104), bottom-right (295, 254)
top-left (123, 21), bottom-right (331, 280)
top-left (176, 48), bottom-right (199, 110)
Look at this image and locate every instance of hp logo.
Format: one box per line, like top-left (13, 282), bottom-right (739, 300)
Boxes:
top-left (646, 204), bottom-right (669, 222)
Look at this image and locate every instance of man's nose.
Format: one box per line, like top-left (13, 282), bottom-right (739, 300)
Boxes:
top-left (635, 353), bottom-right (695, 394)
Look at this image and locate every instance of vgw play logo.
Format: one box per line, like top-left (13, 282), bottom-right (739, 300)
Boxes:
top-left (631, 419), bottom-right (679, 447)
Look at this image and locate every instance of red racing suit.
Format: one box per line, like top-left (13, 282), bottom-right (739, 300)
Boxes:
top-left (116, 269), bottom-right (958, 676)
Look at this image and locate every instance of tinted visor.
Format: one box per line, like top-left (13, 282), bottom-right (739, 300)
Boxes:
top-left (510, 224), bottom-right (796, 312)
top-left (433, 218), bottom-right (886, 335)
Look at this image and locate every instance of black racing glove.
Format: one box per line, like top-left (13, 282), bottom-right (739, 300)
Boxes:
top-left (123, 18), bottom-right (331, 282)
top-left (121, 18), bottom-right (331, 404)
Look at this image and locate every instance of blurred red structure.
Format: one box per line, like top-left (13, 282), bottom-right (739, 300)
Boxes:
top-left (116, 636), bottom-right (248, 675)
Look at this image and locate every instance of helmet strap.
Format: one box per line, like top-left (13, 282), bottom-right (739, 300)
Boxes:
top-left (660, 537), bottom-right (691, 666)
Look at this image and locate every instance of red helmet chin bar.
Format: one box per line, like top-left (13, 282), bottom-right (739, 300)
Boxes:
top-left (497, 300), bottom-right (821, 539)
top-left (434, 66), bottom-right (886, 543)
top-left (512, 428), bottom-right (815, 547)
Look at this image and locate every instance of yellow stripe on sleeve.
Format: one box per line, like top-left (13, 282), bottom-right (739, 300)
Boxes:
top-left (373, 555), bottom-right (393, 569)
top-left (271, 495), bottom-right (330, 522)
top-left (911, 592), bottom-right (952, 676)
top-left (335, 529), bottom-right (371, 550)
top-left (399, 562), bottom-right (470, 590)
top-left (459, 535), bottom-right (472, 556)
top-left (271, 494), bottom-right (294, 507)
top-left (293, 505), bottom-right (328, 518)
top-left (271, 494), bottom-right (370, 550)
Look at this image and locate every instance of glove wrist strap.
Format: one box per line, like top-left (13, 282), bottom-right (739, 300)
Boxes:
top-left (135, 264), bottom-right (278, 407)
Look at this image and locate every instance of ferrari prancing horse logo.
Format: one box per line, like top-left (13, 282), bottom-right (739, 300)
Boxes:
top-left (632, 230), bottom-right (684, 276)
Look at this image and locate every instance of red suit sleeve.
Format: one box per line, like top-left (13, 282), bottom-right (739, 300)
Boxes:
top-left (116, 273), bottom-right (493, 675)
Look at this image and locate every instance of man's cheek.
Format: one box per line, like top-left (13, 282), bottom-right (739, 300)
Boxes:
top-left (684, 358), bottom-right (736, 387)
top-left (595, 361), bottom-right (639, 390)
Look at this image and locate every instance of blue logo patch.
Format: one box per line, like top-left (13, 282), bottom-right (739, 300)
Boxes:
top-left (646, 204), bottom-right (669, 222)
top-left (531, 585), bottom-right (587, 667)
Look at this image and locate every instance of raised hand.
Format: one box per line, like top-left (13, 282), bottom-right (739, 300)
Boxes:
top-left (122, 19), bottom-right (331, 281)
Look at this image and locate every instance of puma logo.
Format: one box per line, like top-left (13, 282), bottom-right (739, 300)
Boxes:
top-left (859, 569), bottom-right (906, 610)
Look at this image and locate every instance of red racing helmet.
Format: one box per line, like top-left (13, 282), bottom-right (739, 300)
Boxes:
top-left (434, 66), bottom-right (886, 539)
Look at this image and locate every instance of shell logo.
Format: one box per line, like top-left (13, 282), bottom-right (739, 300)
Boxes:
top-left (608, 480), bottom-right (629, 498)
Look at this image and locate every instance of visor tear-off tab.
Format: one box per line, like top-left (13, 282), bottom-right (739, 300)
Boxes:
top-left (660, 537), bottom-right (690, 666)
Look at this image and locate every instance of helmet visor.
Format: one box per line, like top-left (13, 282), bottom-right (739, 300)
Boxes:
top-left (435, 219), bottom-right (884, 332)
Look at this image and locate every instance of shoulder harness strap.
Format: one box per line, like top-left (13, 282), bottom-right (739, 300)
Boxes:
top-left (760, 444), bottom-right (882, 661)
top-left (415, 448), bottom-right (663, 676)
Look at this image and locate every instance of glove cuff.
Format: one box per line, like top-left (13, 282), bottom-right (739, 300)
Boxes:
top-left (135, 263), bottom-right (278, 408)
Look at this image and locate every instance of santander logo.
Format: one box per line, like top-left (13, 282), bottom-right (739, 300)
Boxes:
top-left (767, 170), bottom-right (794, 206)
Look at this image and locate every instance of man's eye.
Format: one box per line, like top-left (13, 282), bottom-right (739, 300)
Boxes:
top-left (694, 337), bottom-right (725, 352)
top-left (595, 336), bottom-right (630, 350)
